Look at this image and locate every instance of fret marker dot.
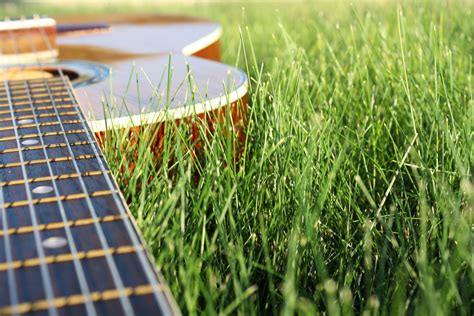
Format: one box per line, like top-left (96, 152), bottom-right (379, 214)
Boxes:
top-left (32, 186), bottom-right (53, 194)
top-left (42, 237), bottom-right (67, 249)
top-left (21, 139), bottom-right (39, 146)
top-left (17, 119), bottom-right (34, 125)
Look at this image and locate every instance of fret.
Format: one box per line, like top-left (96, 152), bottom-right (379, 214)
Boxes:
top-left (0, 98), bottom-right (72, 109)
top-left (0, 99), bottom-right (71, 110)
top-left (11, 266), bottom-right (45, 308)
top-left (26, 99), bottom-right (73, 108)
top-left (0, 111), bottom-right (78, 123)
top-left (29, 96), bottom-right (67, 106)
top-left (9, 195), bottom-right (125, 230)
top-left (0, 154), bottom-right (96, 169)
top-left (3, 88), bottom-right (68, 99)
top-left (2, 255), bottom-right (166, 314)
top-left (3, 168), bottom-right (110, 200)
top-left (0, 129), bottom-right (86, 142)
top-left (1, 149), bottom-right (101, 174)
top-left (0, 284), bottom-right (161, 315)
top-left (0, 245), bottom-right (140, 272)
top-left (1, 218), bottom-right (136, 262)
top-left (1, 155), bottom-right (105, 183)
top-left (0, 91), bottom-right (70, 103)
top-left (0, 140), bottom-right (90, 154)
top-left (0, 170), bottom-right (107, 187)
top-left (10, 96), bottom-right (68, 105)
top-left (4, 259), bottom-right (147, 315)
top-left (0, 87), bottom-right (69, 101)
top-left (28, 85), bottom-right (67, 92)
top-left (20, 112), bottom-right (79, 123)
top-left (1, 100), bottom-right (38, 107)
top-left (17, 123), bottom-right (87, 139)
top-left (7, 78), bottom-right (62, 87)
top-left (0, 104), bottom-right (74, 115)
top-left (0, 111), bottom-right (78, 127)
top-left (0, 119), bottom-right (83, 132)
top-left (2, 189), bottom-right (115, 208)
top-left (1, 78), bottom-right (59, 314)
top-left (47, 260), bottom-right (86, 307)
top-left (21, 145), bottom-right (92, 164)
top-left (0, 214), bottom-right (126, 237)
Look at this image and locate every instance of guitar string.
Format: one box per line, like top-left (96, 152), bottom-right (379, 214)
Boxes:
top-left (0, 174), bottom-right (19, 314)
top-left (0, 69), bottom-right (20, 316)
top-left (0, 180), bottom-right (20, 313)
top-left (36, 17), bottom-right (174, 314)
top-left (22, 22), bottom-right (98, 316)
top-left (33, 18), bottom-right (136, 315)
top-left (0, 21), bottom-right (21, 312)
top-left (3, 18), bottom-right (176, 315)
top-left (3, 23), bottom-right (59, 316)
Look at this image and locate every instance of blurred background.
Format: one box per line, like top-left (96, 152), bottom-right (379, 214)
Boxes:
top-left (2, 0), bottom-right (309, 9)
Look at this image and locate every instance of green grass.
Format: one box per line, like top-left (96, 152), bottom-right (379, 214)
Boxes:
top-left (5, 1), bottom-right (473, 314)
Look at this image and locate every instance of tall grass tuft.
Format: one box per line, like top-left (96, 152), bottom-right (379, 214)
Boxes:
top-left (8, 1), bottom-right (473, 314)
top-left (101, 2), bottom-right (472, 314)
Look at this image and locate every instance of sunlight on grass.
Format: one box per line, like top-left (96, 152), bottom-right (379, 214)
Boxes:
top-left (106, 3), bottom-right (472, 313)
top-left (5, 1), bottom-right (473, 314)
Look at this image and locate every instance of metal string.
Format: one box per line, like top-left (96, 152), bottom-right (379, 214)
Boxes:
top-left (33, 18), bottom-right (136, 315)
top-left (0, 21), bottom-right (21, 315)
top-left (0, 188), bottom-right (19, 315)
top-left (3, 22), bottom-right (59, 316)
top-left (36, 22), bottom-right (174, 315)
top-left (35, 17), bottom-right (173, 314)
top-left (0, 122), bottom-right (20, 315)
top-left (22, 22), bottom-right (98, 316)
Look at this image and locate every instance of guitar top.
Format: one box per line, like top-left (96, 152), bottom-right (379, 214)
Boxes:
top-left (55, 14), bottom-right (247, 132)
top-left (0, 14), bottom-right (247, 315)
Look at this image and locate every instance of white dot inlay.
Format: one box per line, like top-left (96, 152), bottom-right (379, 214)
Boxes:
top-left (21, 139), bottom-right (39, 146)
top-left (32, 186), bottom-right (54, 194)
top-left (42, 236), bottom-right (68, 249)
top-left (17, 119), bottom-right (34, 125)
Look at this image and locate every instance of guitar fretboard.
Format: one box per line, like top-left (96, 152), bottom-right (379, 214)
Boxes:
top-left (0, 77), bottom-right (177, 315)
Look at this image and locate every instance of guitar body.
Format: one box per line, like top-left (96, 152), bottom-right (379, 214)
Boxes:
top-left (55, 14), bottom-right (223, 61)
top-left (22, 14), bottom-right (247, 133)
top-left (0, 14), bottom-right (247, 315)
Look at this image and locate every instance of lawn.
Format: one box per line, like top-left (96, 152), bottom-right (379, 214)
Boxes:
top-left (4, 1), bottom-right (473, 314)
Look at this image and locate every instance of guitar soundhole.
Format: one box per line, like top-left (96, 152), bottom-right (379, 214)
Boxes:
top-left (0, 61), bottom-right (109, 87)
top-left (46, 68), bottom-right (79, 81)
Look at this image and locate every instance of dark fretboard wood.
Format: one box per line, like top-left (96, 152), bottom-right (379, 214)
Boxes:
top-left (0, 77), bottom-right (178, 315)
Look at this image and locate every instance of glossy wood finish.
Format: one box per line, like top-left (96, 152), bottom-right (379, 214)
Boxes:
top-left (53, 14), bottom-right (247, 135)
top-left (75, 54), bottom-right (247, 132)
top-left (55, 14), bottom-right (222, 60)
top-left (1, 14), bottom-right (247, 135)
top-left (0, 13), bottom-right (248, 316)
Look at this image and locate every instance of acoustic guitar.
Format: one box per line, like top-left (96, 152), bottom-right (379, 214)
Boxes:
top-left (0, 14), bottom-right (248, 315)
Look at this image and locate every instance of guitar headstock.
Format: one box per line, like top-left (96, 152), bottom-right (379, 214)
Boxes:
top-left (0, 15), bottom-right (58, 66)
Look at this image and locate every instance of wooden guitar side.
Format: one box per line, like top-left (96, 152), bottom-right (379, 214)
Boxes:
top-left (53, 14), bottom-right (247, 135)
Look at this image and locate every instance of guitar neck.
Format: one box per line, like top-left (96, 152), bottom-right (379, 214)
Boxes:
top-left (0, 77), bottom-right (177, 315)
